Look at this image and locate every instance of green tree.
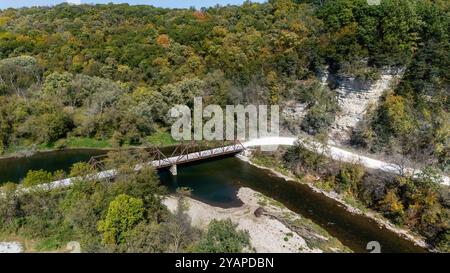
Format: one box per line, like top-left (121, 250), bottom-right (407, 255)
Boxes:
top-left (97, 194), bottom-right (145, 245)
top-left (381, 93), bottom-right (415, 137)
top-left (0, 182), bottom-right (19, 229)
top-left (194, 219), bottom-right (251, 253)
top-left (69, 162), bottom-right (95, 178)
top-left (41, 72), bottom-right (73, 102)
top-left (160, 77), bottom-right (204, 107)
top-left (162, 198), bottom-right (201, 253)
top-left (336, 163), bottom-right (365, 194)
top-left (298, 82), bottom-right (339, 135)
top-left (121, 222), bottom-right (167, 253)
top-left (0, 55), bottom-right (40, 96)
top-left (22, 169), bottom-right (55, 187)
top-left (266, 71), bottom-right (281, 105)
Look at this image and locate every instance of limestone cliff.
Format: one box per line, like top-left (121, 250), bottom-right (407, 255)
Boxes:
top-left (327, 68), bottom-right (404, 143)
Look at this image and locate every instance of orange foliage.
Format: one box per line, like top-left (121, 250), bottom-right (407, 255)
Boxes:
top-left (156, 34), bottom-right (170, 48)
top-left (193, 11), bottom-right (207, 21)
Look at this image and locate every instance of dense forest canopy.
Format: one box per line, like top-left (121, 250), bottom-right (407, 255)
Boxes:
top-left (0, 0), bottom-right (448, 170)
top-left (0, 0), bottom-right (449, 253)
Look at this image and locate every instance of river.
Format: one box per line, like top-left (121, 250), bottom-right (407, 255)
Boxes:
top-left (0, 148), bottom-right (426, 253)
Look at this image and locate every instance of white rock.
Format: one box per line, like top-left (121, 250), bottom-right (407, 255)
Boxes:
top-left (0, 242), bottom-right (23, 253)
top-left (329, 68), bottom-right (404, 142)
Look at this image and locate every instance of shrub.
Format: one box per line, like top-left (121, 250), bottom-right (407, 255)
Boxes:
top-left (194, 219), bottom-right (251, 253)
top-left (22, 169), bottom-right (55, 187)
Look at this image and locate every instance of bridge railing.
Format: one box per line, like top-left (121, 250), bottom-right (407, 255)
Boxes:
top-left (88, 140), bottom-right (245, 171)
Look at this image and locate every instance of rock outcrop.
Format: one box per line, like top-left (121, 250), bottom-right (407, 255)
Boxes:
top-left (281, 101), bottom-right (308, 135)
top-left (327, 68), bottom-right (404, 143)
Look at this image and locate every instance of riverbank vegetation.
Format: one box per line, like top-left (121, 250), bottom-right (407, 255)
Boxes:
top-left (0, 0), bottom-right (447, 172)
top-left (0, 0), bottom-right (448, 253)
top-left (0, 151), bottom-right (251, 252)
top-left (250, 140), bottom-right (449, 252)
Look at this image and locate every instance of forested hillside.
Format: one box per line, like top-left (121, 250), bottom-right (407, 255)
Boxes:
top-left (0, 0), bottom-right (448, 171)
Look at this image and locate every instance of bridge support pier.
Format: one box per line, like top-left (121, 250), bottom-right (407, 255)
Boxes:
top-left (169, 164), bottom-right (177, 176)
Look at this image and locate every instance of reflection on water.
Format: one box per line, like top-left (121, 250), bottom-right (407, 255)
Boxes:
top-left (160, 168), bottom-right (243, 208)
top-left (158, 157), bottom-right (426, 253)
top-left (0, 146), bottom-right (179, 184)
top-left (0, 149), bottom-right (107, 184)
top-left (0, 149), bottom-right (426, 253)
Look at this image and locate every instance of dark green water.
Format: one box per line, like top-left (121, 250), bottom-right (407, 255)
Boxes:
top-left (0, 149), bottom-right (107, 183)
top-left (0, 147), bottom-right (178, 183)
top-left (0, 149), bottom-right (426, 253)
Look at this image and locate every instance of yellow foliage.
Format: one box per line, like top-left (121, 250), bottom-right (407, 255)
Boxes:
top-left (0, 16), bottom-right (10, 26)
top-left (72, 54), bottom-right (84, 66)
top-left (212, 26), bottom-right (228, 37)
top-left (132, 86), bottom-right (154, 101)
top-left (384, 93), bottom-right (414, 136)
top-left (152, 57), bottom-right (170, 67)
top-left (381, 190), bottom-right (404, 214)
top-left (290, 21), bottom-right (309, 36)
top-left (16, 34), bottom-right (32, 43)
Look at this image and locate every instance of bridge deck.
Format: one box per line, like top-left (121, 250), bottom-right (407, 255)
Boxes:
top-left (31, 144), bottom-right (244, 191)
top-left (151, 144), bottom-right (244, 169)
top-left (21, 136), bottom-right (450, 192)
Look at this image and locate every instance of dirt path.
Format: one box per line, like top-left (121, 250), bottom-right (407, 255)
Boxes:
top-left (243, 137), bottom-right (449, 185)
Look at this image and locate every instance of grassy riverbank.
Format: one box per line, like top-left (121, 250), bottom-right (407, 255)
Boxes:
top-left (0, 131), bottom-right (177, 159)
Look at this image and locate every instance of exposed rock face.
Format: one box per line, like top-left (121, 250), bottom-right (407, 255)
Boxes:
top-left (281, 101), bottom-right (308, 135)
top-left (327, 68), bottom-right (404, 143)
top-left (282, 102), bottom-right (308, 120)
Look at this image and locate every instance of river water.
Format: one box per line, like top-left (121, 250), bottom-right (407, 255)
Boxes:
top-left (0, 149), bottom-right (426, 253)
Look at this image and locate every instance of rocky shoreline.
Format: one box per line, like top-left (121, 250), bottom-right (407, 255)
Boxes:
top-left (236, 154), bottom-right (431, 252)
top-left (163, 187), bottom-right (350, 253)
